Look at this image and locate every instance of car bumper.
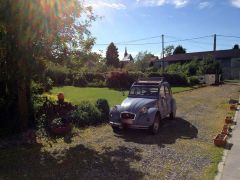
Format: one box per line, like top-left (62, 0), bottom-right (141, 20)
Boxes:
top-left (109, 121), bottom-right (149, 129)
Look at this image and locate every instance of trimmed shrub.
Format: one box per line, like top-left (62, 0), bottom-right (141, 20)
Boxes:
top-left (148, 73), bottom-right (188, 86)
top-left (188, 76), bottom-right (200, 86)
top-left (106, 71), bottom-right (134, 89)
top-left (70, 101), bottom-right (101, 127)
top-left (45, 67), bottom-right (68, 86)
top-left (96, 99), bottom-right (110, 122)
top-left (128, 71), bottom-right (146, 81)
top-left (83, 73), bottom-right (105, 82)
top-left (73, 74), bottom-right (88, 87)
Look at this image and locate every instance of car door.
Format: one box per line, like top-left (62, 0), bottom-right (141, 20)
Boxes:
top-left (164, 84), bottom-right (172, 115)
top-left (159, 85), bottom-right (168, 118)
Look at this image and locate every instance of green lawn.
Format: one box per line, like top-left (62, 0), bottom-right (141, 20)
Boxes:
top-left (224, 79), bottom-right (240, 84)
top-left (50, 86), bottom-right (193, 107)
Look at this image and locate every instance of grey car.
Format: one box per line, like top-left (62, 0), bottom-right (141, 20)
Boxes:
top-left (109, 77), bottom-right (177, 134)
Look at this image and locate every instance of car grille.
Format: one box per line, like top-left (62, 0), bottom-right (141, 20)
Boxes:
top-left (121, 112), bottom-right (136, 120)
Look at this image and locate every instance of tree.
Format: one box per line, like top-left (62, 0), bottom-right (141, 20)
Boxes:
top-left (0, 0), bottom-right (95, 133)
top-left (106, 42), bottom-right (119, 68)
top-left (173, 45), bottom-right (186, 55)
top-left (233, 44), bottom-right (239, 50)
top-left (134, 51), bottom-right (154, 72)
top-left (164, 45), bottom-right (174, 57)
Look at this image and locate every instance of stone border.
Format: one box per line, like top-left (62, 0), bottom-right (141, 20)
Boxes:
top-left (215, 97), bottom-right (240, 180)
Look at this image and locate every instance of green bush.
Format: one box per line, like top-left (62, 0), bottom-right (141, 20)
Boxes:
top-left (31, 81), bottom-right (44, 94)
top-left (45, 77), bottom-right (54, 91)
top-left (95, 99), bottom-right (110, 122)
top-left (188, 76), bottom-right (200, 86)
top-left (70, 101), bottom-right (101, 127)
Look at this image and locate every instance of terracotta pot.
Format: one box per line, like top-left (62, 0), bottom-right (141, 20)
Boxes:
top-left (51, 124), bottom-right (71, 135)
top-left (230, 104), bottom-right (237, 111)
top-left (225, 116), bottom-right (233, 124)
top-left (221, 125), bottom-right (229, 135)
top-left (58, 93), bottom-right (65, 103)
top-left (214, 134), bottom-right (227, 147)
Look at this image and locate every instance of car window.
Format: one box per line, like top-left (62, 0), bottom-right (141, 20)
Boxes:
top-left (129, 86), bottom-right (159, 97)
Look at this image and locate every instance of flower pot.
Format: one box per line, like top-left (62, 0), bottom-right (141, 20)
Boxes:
top-left (221, 125), bottom-right (229, 135)
top-left (214, 134), bottom-right (227, 147)
top-left (57, 93), bottom-right (65, 103)
top-left (225, 116), bottom-right (233, 124)
top-left (51, 124), bottom-right (71, 135)
top-left (230, 104), bottom-right (237, 111)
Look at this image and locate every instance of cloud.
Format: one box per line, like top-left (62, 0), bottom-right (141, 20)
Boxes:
top-left (136, 0), bottom-right (189, 8)
top-left (231, 0), bottom-right (240, 8)
top-left (88, 1), bottom-right (126, 10)
top-left (198, 1), bottom-right (212, 9)
top-left (136, 0), bottom-right (166, 6)
top-left (173, 0), bottom-right (188, 8)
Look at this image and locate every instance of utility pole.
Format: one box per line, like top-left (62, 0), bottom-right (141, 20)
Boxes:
top-left (162, 34), bottom-right (165, 72)
top-left (213, 34), bottom-right (216, 51)
top-left (213, 34), bottom-right (218, 83)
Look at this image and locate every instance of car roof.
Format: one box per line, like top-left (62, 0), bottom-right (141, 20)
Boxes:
top-left (132, 77), bottom-right (169, 87)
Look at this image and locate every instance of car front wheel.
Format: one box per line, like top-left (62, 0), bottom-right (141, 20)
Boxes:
top-left (112, 126), bottom-right (121, 133)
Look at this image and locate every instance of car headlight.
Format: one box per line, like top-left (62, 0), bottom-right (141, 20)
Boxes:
top-left (140, 106), bottom-right (148, 114)
top-left (111, 105), bottom-right (118, 112)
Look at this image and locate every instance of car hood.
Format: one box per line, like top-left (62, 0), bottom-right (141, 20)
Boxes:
top-left (120, 97), bottom-right (157, 112)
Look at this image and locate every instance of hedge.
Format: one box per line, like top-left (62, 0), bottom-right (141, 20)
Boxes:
top-left (148, 72), bottom-right (188, 86)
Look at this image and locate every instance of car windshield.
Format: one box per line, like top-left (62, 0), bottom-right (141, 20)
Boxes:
top-left (128, 86), bottom-right (159, 98)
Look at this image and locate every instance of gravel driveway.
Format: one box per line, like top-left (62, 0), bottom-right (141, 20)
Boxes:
top-left (1, 84), bottom-right (240, 180)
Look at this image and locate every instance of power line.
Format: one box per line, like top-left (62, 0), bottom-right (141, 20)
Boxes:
top-left (95, 34), bottom-right (240, 46)
top-left (116, 35), bottom-right (162, 44)
top-left (217, 35), bottom-right (240, 39)
top-left (165, 35), bottom-right (213, 44)
top-left (95, 35), bottom-right (213, 46)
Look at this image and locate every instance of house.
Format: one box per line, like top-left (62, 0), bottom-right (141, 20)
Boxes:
top-left (121, 48), bottom-right (133, 64)
top-left (149, 56), bottom-right (159, 66)
top-left (153, 49), bottom-right (240, 79)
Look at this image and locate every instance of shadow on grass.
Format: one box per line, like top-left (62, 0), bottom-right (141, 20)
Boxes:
top-left (115, 118), bottom-right (198, 148)
top-left (0, 144), bottom-right (144, 179)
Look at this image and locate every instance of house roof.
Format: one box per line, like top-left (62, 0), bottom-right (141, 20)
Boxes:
top-left (157, 49), bottom-right (240, 62)
top-left (121, 54), bottom-right (133, 62)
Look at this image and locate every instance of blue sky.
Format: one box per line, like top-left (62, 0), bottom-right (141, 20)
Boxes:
top-left (87, 0), bottom-right (240, 59)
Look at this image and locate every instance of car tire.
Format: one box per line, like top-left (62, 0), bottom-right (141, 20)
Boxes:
top-left (112, 126), bottom-right (121, 133)
top-left (150, 114), bottom-right (160, 135)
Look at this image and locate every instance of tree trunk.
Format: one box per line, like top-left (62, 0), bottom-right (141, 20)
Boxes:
top-left (17, 56), bottom-right (29, 132)
top-left (17, 78), bottom-right (29, 132)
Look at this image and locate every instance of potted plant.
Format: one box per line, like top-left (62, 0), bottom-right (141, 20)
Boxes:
top-left (214, 134), bottom-right (227, 147)
top-left (221, 124), bottom-right (229, 135)
top-left (57, 92), bottom-right (65, 104)
top-left (230, 104), bottom-right (237, 111)
top-left (225, 116), bottom-right (233, 124)
top-left (50, 117), bottom-right (72, 135)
